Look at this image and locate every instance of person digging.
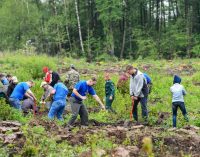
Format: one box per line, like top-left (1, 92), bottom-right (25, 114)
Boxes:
top-left (40, 81), bottom-right (55, 110)
top-left (67, 77), bottom-right (105, 129)
top-left (48, 81), bottom-right (68, 121)
top-left (9, 80), bottom-right (37, 110)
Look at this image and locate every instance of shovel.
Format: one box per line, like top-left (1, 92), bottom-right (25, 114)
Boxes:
top-left (130, 99), bottom-right (134, 121)
top-left (33, 100), bottom-right (37, 117)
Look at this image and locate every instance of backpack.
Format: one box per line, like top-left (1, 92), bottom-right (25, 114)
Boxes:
top-left (142, 78), bottom-right (149, 97)
top-left (143, 73), bottom-right (152, 94)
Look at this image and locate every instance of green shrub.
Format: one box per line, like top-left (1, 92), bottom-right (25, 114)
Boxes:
top-left (22, 145), bottom-right (38, 157)
top-left (0, 98), bottom-right (29, 123)
top-left (1, 53), bottom-right (57, 81)
top-left (192, 72), bottom-right (200, 83)
top-left (95, 53), bottom-right (118, 62)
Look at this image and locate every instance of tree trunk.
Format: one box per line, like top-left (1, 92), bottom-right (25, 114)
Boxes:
top-left (110, 26), bottom-right (115, 55)
top-left (161, 0), bottom-right (166, 29)
top-left (156, 0), bottom-right (160, 32)
top-left (168, 0), bottom-right (171, 22)
top-left (63, 0), bottom-right (72, 51)
top-left (54, 3), bottom-right (62, 53)
top-left (186, 4), bottom-right (192, 57)
top-left (149, 0), bottom-right (152, 27)
top-left (170, 0), bottom-right (177, 20)
top-left (120, 0), bottom-right (127, 59)
top-left (75, 0), bottom-right (85, 54)
top-left (25, 0), bottom-right (29, 15)
top-left (87, 0), bottom-right (92, 61)
top-left (175, 0), bottom-right (180, 17)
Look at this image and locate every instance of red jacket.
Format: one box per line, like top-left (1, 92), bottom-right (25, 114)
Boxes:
top-left (44, 71), bottom-right (52, 83)
top-left (43, 67), bottom-right (52, 83)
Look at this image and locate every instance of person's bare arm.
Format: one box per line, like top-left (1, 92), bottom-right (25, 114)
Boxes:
top-left (42, 89), bottom-right (56, 103)
top-left (25, 92), bottom-right (33, 100)
top-left (26, 89), bottom-right (37, 101)
top-left (93, 95), bottom-right (105, 110)
top-left (73, 88), bottom-right (86, 100)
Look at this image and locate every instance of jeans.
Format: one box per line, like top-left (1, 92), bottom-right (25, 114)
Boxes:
top-left (68, 97), bottom-right (89, 126)
top-left (132, 97), bottom-right (148, 121)
top-left (9, 98), bottom-right (22, 110)
top-left (172, 101), bottom-right (188, 127)
top-left (48, 99), bottom-right (66, 120)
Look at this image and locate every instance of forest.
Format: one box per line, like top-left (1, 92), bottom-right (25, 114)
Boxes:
top-left (0, 0), bottom-right (200, 60)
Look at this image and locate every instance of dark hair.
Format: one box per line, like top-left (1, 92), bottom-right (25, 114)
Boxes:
top-left (6, 74), bottom-right (12, 78)
top-left (126, 65), bottom-right (134, 72)
top-left (71, 67), bottom-right (76, 70)
top-left (91, 77), bottom-right (97, 82)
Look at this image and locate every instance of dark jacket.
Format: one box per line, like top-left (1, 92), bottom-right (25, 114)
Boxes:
top-left (7, 83), bottom-right (17, 97)
top-left (105, 80), bottom-right (115, 97)
top-left (50, 71), bottom-right (60, 87)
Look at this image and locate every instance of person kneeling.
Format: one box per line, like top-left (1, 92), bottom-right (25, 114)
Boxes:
top-left (22, 98), bottom-right (39, 114)
top-left (9, 81), bottom-right (36, 110)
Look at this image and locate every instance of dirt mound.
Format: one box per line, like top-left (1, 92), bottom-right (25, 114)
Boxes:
top-left (63, 123), bottom-right (200, 156)
top-left (110, 146), bottom-right (140, 157)
top-left (58, 63), bottom-right (124, 76)
top-left (166, 64), bottom-right (195, 76)
top-left (0, 121), bottom-right (24, 144)
top-left (29, 119), bottom-right (60, 133)
top-left (156, 112), bottom-right (170, 125)
top-left (164, 135), bottom-right (200, 156)
top-left (1, 119), bottom-right (198, 156)
top-left (193, 82), bottom-right (200, 86)
top-left (106, 127), bottom-right (127, 144)
top-left (57, 133), bottom-right (86, 146)
top-left (0, 121), bottom-right (25, 155)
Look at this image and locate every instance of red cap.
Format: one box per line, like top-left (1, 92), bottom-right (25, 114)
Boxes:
top-left (43, 67), bottom-right (49, 73)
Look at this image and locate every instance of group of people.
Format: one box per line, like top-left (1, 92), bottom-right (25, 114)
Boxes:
top-left (0, 64), bottom-right (189, 128)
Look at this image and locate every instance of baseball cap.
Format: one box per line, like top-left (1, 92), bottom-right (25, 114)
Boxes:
top-left (11, 76), bottom-right (18, 83)
top-left (40, 81), bottom-right (48, 88)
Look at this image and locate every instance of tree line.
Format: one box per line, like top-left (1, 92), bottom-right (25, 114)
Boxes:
top-left (0, 0), bottom-right (199, 60)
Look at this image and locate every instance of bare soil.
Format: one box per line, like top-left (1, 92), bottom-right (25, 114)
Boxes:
top-left (166, 64), bottom-right (196, 76)
top-left (1, 119), bottom-right (200, 157)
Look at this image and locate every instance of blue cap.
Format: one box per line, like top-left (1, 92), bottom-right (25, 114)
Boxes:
top-left (173, 75), bottom-right (181, 84)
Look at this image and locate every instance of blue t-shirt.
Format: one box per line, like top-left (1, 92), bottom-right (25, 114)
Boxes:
top-left (10, 82), bottom-right (29, 100)
top-left (143, 73), bottom-right (152, 84)
top-left (71, 81), bottom-right (96, 101)
top-left (53, 83), bottom-right (68, 101)
top-left (1, 77), bottom-right (9, 85)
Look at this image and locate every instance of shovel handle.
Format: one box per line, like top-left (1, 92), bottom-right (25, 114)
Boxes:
top-left (130, 99), bottom-right (134, 121)
top-left (33, 100), bottom-right (37, 117)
